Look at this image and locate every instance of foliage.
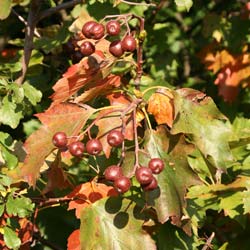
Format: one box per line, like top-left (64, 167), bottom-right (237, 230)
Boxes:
top-left (0, 0), bottom-right (250, 249)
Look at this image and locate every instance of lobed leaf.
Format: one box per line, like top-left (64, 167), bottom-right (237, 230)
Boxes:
top-left (79, 197), bottom-right (157, 250)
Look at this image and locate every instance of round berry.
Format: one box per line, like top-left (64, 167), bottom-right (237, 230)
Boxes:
top-left (82, 21), bottom-right (98, 38)
top-left (80, 41), bottom-right (95, 56)
top-left (86, 139), bottom-right (103, 155)
top-left (109, 40), bottom-right (124, 57)
top-left (121, 35), bottom-right (136, 52)
top-left (106, 20), bottom-right (121, 36)
top-left (64, 39), bottom-right (76, 54)
top-left (68, 141), bottom-right (85, 157)
top-left (107, 130), bottom-right (124, 147)
top-left (135, 167), bottom-right (153, 185)
top-left (71, 50), bottom-right (84, 64)
top-left (91, 23), bottom-right (105, 40)
top-left (142, 176), bottom-right (158, 191)
top-left (148, 158), bottom-right (165, 174)
top-left (104, 165), bottom-right (123, 182)
top-left (52, 132), bottom-right (68, 148)
top-left (114, 176), bottom-right (131, 193)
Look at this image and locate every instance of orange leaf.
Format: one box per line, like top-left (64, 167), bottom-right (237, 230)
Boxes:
top-left (147, 89), bottom-right (174, 127)
top-left (66, 180), bottom-right (118, 219)
top-left (67, 229), bottom-right (81, 250)
top-left (20, 103), bottom-right (95, 186)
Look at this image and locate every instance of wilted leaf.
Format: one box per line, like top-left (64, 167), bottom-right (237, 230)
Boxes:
top-left (147, 88), bottom-right (174, 127)
top-left (51, 52), bottom-right (117, 105)
top-left (20, 103), bottom-right (96, 186)
top-left (143, 126), bottom-right (200, 228)
top-left (66, 180), bottom-right (118, 219)
top-left (80, 197), bottom-right (156, 250)
top-left (171, 88), bottom-right (234, 171)
top-left (67, 229), bottom-right (80, 250)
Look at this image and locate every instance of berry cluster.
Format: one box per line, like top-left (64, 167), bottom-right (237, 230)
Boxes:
top-left (64, 17), bottom-right (137, 63)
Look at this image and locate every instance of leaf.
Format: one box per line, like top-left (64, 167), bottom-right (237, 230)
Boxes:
top-left (20, 103), bottom-right (96, 186)
top-left (0, 96), bottom-right (23, 129)
top-left (175, 0), bottom-right (193, 11)
top-left (3, 227), bottom-right (21, 250)
top-left (147, 88), bottom-right (174, 127)
top-left (96, 93), bottom-right (134, 158)
top-left (0, 144), bottom-right (18, 169)
top-left (0, 0), bottom-right (12, 20)
top-left (6, 195), bottom-right (34, 218)
top-left (171, 88), bottom-right (234, 171)
top-left (66, 180), bottom-right (118, 219)
top-left (67, 229), bottom-right (80, 250)
top-left (144, 126), bottom-right (201, 228)
top-left (51, 51), bottom-right (117, 105)
top-left (22, 82), bottom-right (42, 106)
top-left (79, 197), bottom-right (156, 250)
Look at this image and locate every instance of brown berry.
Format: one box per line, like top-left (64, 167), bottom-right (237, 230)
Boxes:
top-left (148, 158), bottom-right (165, 174)
top-left (86, 139), bottom-right (103, 155)
top-left (135, 167), bottom-right (153, 185)
top-left (80, 41), bottom-right (95, 56)
top-left (104, 165), bottom-right (123, 181)
top-left (68, 141), bottom-right (85, 157)
top-left (106, 20), bottom-right (121, 36)
top-left (142, 176), bottom-right (158, 191)
top-left (91, 23), bottom-right (105, 40)
top-left (52, 132), bottom-right (68, 148)
top-left (114, 176), bottom-right (131, 193)
top-left (121, 35), bottom-right (136, 52)
top-left (109, 40), bottom-right (124, 57)
top-left (107, 130), bottom-right (124, 147)
top-left (82, 21), bottom-right (98, 38)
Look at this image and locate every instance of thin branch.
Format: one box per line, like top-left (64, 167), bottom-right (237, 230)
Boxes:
top-left (202, 232), bottom-right (215, 250)
top-left (39, 0), bottom-right (83, 21)
top-left (120, 0), bottom-right (156, 7)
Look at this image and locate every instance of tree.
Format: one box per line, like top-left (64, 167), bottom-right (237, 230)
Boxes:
top-left (0, 0), bottom-right (250, 249)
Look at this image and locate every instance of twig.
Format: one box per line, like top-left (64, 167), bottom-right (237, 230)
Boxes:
top-left (201, 232), bottom-right (215, 250)
top-left (38, 0), bottom-right (83, 21)
top-left (120, 0), bottom-right (156, 7)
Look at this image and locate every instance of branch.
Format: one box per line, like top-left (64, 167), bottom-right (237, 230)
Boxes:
top-left (39, 0), bottom-right (83, 21)
top-left (201, 232), bottom-right (215, 250)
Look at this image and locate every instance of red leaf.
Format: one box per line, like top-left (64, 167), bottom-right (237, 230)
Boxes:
top-left (51, 52), bottom-right (117, 105)
top-left (67, 229), bottom-right (80, 250)
top-left (66, 180), bottom-right (118, 219)
top-left (20, 103), bottom-right (95, 186)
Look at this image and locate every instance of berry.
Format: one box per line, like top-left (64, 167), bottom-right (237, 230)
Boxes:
top-left (91, 23), bottom-right (105, 40)
top-left (246, 2), bottom-right (250, 11)
top-left (86, 139), bottom-right (103, 155)
top-left (82, 21), bottom-right (98, 38)
top-left (121, 35), bottom-right (136, 52)
top-left (114, 176), bottom-right (131, 193)
top-left (52, 132), bottom-right (68, 148)
top-left (64, 39), bottom-right (76, 54)
top-left (142, 176), bottom-right (158, 191)
top-left (71, 50), bottom-right (84, 64)
top-left (109, 40), bottom-right (124, 57)
top-left (104, 165), bottom-right (123, 181)
top-left (80, 41), bottom-right (95, 56)
top-left (106, 20), bottom-right (121, 36)
top-left (135, 167), bottom-right (153, 185)
top-left (148, 158), bottom-right (165, 174)
top-left (68, 141), bottom-right (85, 157)
top-left (107, 130), bottom-right (124, 147)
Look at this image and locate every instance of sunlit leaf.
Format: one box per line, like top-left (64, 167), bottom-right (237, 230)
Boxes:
top-left (0, 0), bottom-right (12, 20)
top-left (80, 197), bottom-right (156, 250)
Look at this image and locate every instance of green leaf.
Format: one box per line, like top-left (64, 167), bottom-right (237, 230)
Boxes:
top-left (6, 195), bottom-right (34, 218)
top-left (0, 96), bottom-right (23, 128)
top-left (0, 132), bottom-right (13, 147)
top-left (0, 173), bottom-right (12, 188)
top-left (143, 126), bottom-right (201, 226)
top-left (171, 88), bottom-right (234, 171)
top-left (3, 226), bottom-right (21, 250)
top-left (23, 82), bottom-right (42, 106)
top-left (9, 83), bottom-right (24, 103)
top-left (0, 204), bottom-right (4, 217)
top-left (0, 144), bottom-right (18, 169)
top-left (175, 0), bottom-right (193, 11)
top-left (0, 0), bottom-right (12, 20)
top-left (80, 197), bottom-right (156, 250)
